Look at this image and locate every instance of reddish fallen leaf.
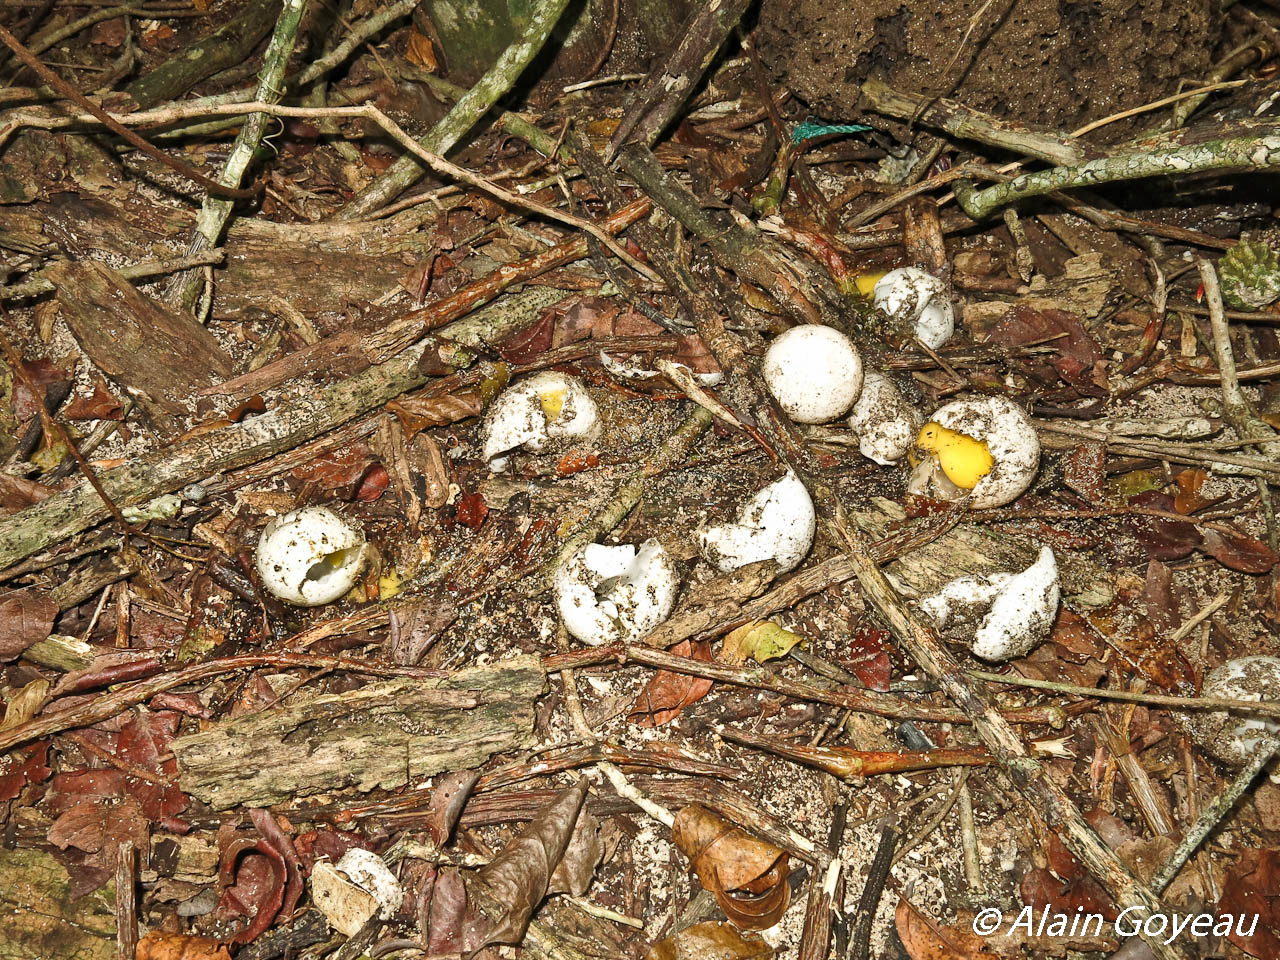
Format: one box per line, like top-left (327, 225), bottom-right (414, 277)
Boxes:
top-left (1143, 557), bottom-right (1177, 634)
top-left (217, 831), bottom-right (287, 945)
top-left (628, 639), bottom-right (716, 726)
top-left (1062, 442), bottom-right (1106, 502)
top-left (425, 770), bottom-right (481, 848)
top-left (1202, 527), bottom-right (1278, 574)
top-left (290, 443), bottom-right (381, 499)
top-left (136, 931), bottom-right (232, 960)
top-left (293, 829), bottom-right (375, 874)
top-left (423, 866), bottom-right (468, 953)
top-left (644, 921), bottom-right (773, 960)
top-left (895, 897), bottom-right (1000, 960)
top-left (496, 309), bottom-right (555, 362)
top-left (116, 709), bottom-right (187, 820)
top-left (11, 357), bottom-right (68, 421)
top-left (249, 809), bottom-right (303, 922)
top-left (62, 376), bottom-right (124, 420)
top-left (1173, 468), bottom-right (1215, 515)
top-left (0, 740), bottom-right (50, 800)
top-left (452, 490), bottom-right (488, 529)
top-left (989, 306), bottom-right (1103, 392)
top-left (1019, 866), bottom-right (1118, 923)
top-left (47, 796), bottom-right (148, 861)
top-left (354, 462), bottom-right (390, 502)
top-left (841, 625), bottom-right (892, 692)
top-left (0, 588), bottom-right (57, 661)
top-left (1218, 847), bottom-right (1280, 957)
top-left (556, 452), bottom-right (599, 476)
top-left (1129, 491), bottom-right (1201, 561)
top-left (672, 804), bottom-right (790, 930)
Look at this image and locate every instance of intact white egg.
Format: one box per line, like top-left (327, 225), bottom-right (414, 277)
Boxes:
top-left (761, 325), bottom-right (863, 424)
top-left (872, 267), bottom-right (954, 349)
top-left (481, 371), bottom-right (599, 472)
top-left (555, 540), bottom-right (680, 645)
top-left (846, 370), bottom-right (921, 465)
top-left (1185, 657), bottom-right (1280, 767)
top-left (697, 471), bottom-right (815, 573)
top-left (255, 506), bottom-right (371, 606)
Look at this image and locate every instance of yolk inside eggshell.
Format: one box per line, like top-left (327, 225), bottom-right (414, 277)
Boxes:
top-left (538, 388), bottom-right (566, 421)
top-left (915, 422), bottom-right (995, 489)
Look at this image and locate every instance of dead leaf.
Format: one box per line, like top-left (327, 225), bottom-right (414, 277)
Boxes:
top-left (1218, 847), bottom-right (1280, 958)
top-left (1174, 468), bottom-right (1215, 515)
top-left (628, 639), bottom-right (716, 726)
top-left (719, 621), bottom-right (801, 666)
top-left (840, 625), bottom-right (892, 692)
top-left (62, 376), bottom-right (123, 420)
top-left (672, 804), bottom-right (790, 930)
top-left (0, 741), bottom-right (51, 800)
top-left (136, 932), bottom-right (232, 960)
top-left (217, 829), bottom-right (287, 945)
top-left (0, 589), bottom-right (57, 661)
top-left (389, 596), bottom-right (459, 666)
top-left (1062, 442), bottom-right (1105, 502)
top-left (0, 677), bottom-right (48, 730)
top-left (47, 796), bottom-right (148, 861)
top-left (895, 897), bottom-right (1000, 960)
top-left (988, 305), bottom-right (1103, 392)
top-left (1202, 527), bottom-right (1278, 574)
top-left (116, 709), bottom-right (187, 820)
top-left (425, 769), bottom-right (480, 848)
top-left (644, 921), bottom-right (773, 960)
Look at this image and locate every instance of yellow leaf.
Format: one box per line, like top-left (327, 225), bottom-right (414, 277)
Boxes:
top-left (720, 621), bottom-right (801, 666)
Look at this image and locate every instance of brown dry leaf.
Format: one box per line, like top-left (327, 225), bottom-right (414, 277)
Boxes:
top-left (0, 589), bottom-right (57, 661)
top-left (62, 376), bottom-right (123, 420)
top-left (425, 769), bottom-right (480, 848)
top-left (405, 28), bottom-right (438, 72)
top-left (671, 804), bottom-right (790, 930)
top-left (387, 390), bottom-right (485, 436)
top-left (1218, 847), bottom-right (1280, 957)
top-left (136, 932), bottom-right (231, 960)
top-left (628, 639), bottom-right (716, 726)
top-left (0, 677), bottom-right (49, 730)
top-left (464, 777), bottom-right (597, 949)
top-left (1202, 527), bottom-right (1279, 574)
top-left (0, 741), bottom-right (50, 800)
top-left (643, 921), bottom-right (774, 960)
top-left (1173, 468), bottom-right (1214, 515)
top-left (1062, 442), bottom-right (1105, 502)
top-left (895, 897), bottom-right (1000, 960)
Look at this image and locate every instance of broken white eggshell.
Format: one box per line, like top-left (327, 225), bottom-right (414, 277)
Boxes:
top-left (909, 395), bottom-right (1040, 509)
top-left (600, 350), bottom-right (723, 386)
top-left (872, 267), bottom-right (954, 349)
top-left (1184, 657), bottom-right (1280, 768)
top-left (919, 546), bottom-right (1060, 662)
top-left (310, 849), bottom-right (403, 937)
top-left (762, 325), bottom-right (863, 423)
top-left (255, 506), bottom-right (371, 606)
top-left (555, 539), bottom-right (679, 645)
top-left (846, 370), bottom-right (921, 465)
top-left (697, 471), bottom-right (816, 573)
top-left (481, 371), bottom-right (600, 472)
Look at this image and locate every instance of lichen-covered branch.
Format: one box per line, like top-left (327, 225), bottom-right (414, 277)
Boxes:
top-left (956, 135), bottom-right (1280, 220)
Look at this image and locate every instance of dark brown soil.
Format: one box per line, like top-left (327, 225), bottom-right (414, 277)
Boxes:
top-left (758, 0), bottom-right (1221, 135)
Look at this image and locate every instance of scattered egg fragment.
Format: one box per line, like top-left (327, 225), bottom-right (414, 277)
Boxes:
top-left (697, 471), bottom-right (816, 573)
top-left (255, 506), bottom-right (372, 606)
top-left (919, 546), bottom-right (1060, 662)
top-left (872, 266), bottom-right (954, 349)
top-left (310, 849), bottom-right (403, 937)
top-left (908, 395), bottom-right (1040, 508)
top-left (762, 325), bottom-right (863, 423)
top-left (846, 370), bottom-right (921, 465)
top-left (1184, 657), bottom-right (1280, 768)
top-left (555, 539), bottom-right (680, 645)
top-left (481, 371), bottom-right (600, 472)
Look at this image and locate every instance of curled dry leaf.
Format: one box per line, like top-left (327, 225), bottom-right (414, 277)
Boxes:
top-left (719, 621), bottom-right (801, 666)
top-left (0, 588), bottom-right (57, 661)
top-left (672, 804), bottom-right (790, 930)
top-left (894, 897), bottom-right (1000, 960)
top-left (643, 921), bottom-right (774, 960)
top-left (1218, 847), bottom-right (1280, 958)
top-left (628, 639), bottom-right (716, 727)
top-left (136, 932), bottom-right (232, 960)
top-left (425, 769), bottom-right (481, 849)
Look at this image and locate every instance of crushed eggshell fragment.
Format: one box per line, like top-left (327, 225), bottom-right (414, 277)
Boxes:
top-left (310, 849), bottom-right (402, 936)
top-left (481, 371), bottom-right (599, 472)
top-left (255, 506), bottom-right (372, 606)
top-left (919, 546), bottom-right (1060, 662)
top-left (555, 539), bottom-right (680, 645)
top-left (1184, 656), bottom-right (1280, 768)
top-left (762, 325), bottom-right (863, 424)
top-left (872, 267), bottom-right (954, 349)
top-left (846, 370), bottom-right (921, 465)
top-left (698, 471), bottom-right (815, 573)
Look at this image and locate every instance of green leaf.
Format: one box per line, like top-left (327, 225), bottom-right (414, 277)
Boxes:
top-left (720, 621), bottom-right (801, 665)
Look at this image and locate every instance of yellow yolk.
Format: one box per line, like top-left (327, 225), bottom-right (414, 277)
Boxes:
top-left (538, 388), bottom-right (566, 421)
top-left (915, 422), bottom-right (994, 490)
top-left (854, 271), bottom-right (887, 297)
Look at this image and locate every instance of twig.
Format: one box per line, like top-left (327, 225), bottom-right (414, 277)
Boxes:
top-left (849, 821), bottom-right (898, 960)
top-left (1150, 738), bottom-right (1280, 894)
top-left (0, 248), bottom-right (224, 301)
top-left (957, 134), bottom-right (1280, 220)
top-left (957, 780), bottom-right (984, 897)
top-left (0, 20), bottom-right (258, 199)
top-left (334, 0), bottom-right (570, 220)
top-left (893, 768), bottom-right (969, 865)
top-left (1069, 81), bottom-right (1250, 138)
top-left (115, 841), bottom-right (137, 960)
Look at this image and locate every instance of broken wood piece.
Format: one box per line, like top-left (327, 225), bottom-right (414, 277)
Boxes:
top-left (47, 261), bottom-right (232, 435)
top-left (172, 655), bottom-right (545, 809)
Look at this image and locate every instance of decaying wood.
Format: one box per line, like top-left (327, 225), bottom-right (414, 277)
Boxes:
top-left (46, 261), bottom-right (233, 434)
top-left (172, 655), bottom-right (545, 809)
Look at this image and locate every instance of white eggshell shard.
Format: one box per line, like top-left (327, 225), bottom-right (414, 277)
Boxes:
top-left (555, 539), bottom-right (680, 645)
top-left (872, 267), bottom-right (954, 349)
top-left (846, 370), bottom-right (921, 465)
top-left (481, 371), bottom-right (600, 471)
top-left (255, 506), bottom-right (371, 606)
top-left (1186, 657), bottom-right (1280, 766)
top-left (920, 547), bottom-right (1060, 662)
top-left (697, 471), bottom-right (816, 573)
top-left (762, 325), bottom-right (863, 423)
top-left (334, 849), bottom-right (402, 921)
top-left (924, 396), bottom-right (1040, 508)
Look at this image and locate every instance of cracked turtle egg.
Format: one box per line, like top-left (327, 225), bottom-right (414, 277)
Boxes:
top-left (1184, 657), bottom-right (1280, 768)
top-left (481, 371), bottom-right (599, 472)
top-left (919, 546), bottom-right (1060, 662)
top-left (255, 506), bottom-right (372, 606)
top-left (908, 395), bottom-right (1040, 509)
top-left (846, 370), bottom-right (921, 465)
top-left (697, 471), bottom-right (815, 573)
top-left (762, 325), bottom-right (863, 423)
top-left (555, 539), bottom-right (680, 645)
top-left (872, 267), bottom-right (954, 349)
